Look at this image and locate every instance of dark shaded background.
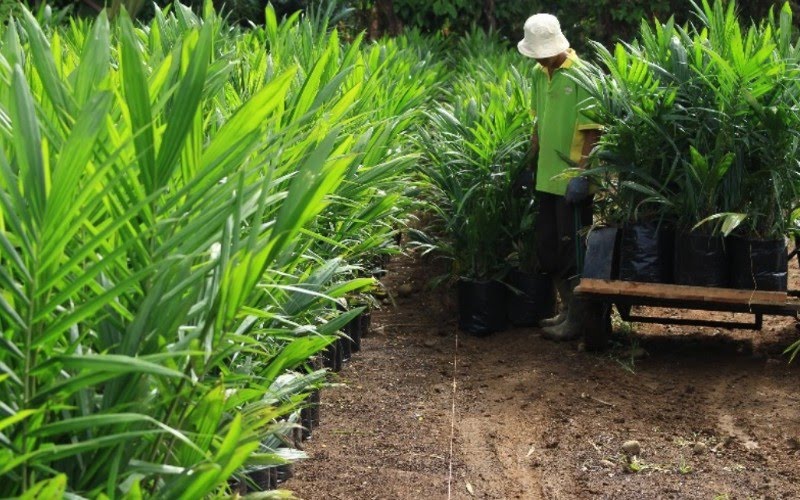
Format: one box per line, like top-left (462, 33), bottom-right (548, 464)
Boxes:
top-left (20, 0), bottom-right (800, 52)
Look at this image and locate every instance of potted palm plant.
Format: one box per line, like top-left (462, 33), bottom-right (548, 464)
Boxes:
top-left (646, 18), bottom-right (735, 288)
top-left (416, 152), bottom-right (514, 335)
top-left (415, 51), bottom-right (533, 335)
top-left (570, 35), bottom-right (680, 284)
top-left (573, 0), bottom-right (800, 289)
top-left (670, 149), bottom-right (732, 286)
top-left (504, 175), bottom-right (556, 326)
top-left (688, 0), bottom-right (800, 291)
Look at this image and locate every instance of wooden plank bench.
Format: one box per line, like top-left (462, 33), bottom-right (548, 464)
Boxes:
top-left (573, 278), bottom-right (800, 350)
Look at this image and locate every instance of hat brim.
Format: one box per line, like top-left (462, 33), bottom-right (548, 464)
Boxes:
top-left (517, 35), bottom-right (570, 59)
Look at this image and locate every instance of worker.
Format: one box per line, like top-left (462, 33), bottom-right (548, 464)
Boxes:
top-left (517, 13), bottom-right (602, 341)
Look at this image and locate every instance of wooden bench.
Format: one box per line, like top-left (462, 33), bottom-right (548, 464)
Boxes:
top-left (574, 279), bottom-right (800, 350)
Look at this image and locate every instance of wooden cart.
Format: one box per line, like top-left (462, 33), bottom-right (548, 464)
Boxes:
top-left (573, 278), bottom-right (800, 351)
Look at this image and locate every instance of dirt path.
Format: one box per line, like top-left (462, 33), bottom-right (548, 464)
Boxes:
top-left (284, 253), bottom-right (800, 499)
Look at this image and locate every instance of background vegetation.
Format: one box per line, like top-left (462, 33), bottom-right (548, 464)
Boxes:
top-left (30, 0), bottom-right (799, 52)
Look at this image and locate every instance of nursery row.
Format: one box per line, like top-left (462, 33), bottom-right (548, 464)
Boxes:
top-left (230, 306), bottom-right (371, 493)
top-left (0, 3), bottom-right (444, 497)
top-left (417, 0), bottom-right (800, 285)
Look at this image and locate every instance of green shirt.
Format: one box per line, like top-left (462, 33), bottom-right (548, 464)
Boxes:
top-left (531, 50), bottom-right (601, 195)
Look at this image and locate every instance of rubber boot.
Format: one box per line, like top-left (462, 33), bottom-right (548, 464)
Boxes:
top-left (538, 278), bottom-right (572, 328)
top-left (541, 295), bottom-right (597, 341)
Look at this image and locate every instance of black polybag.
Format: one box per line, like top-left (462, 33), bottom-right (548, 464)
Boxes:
top-left (673, 232), bottom-right (728, 287)
top-left (618, 223), bottom-right (673, 283)
top-left (729, 237), bottom-right (788, 291)
top-left (345, 313), bottom-right (362, 353)
top-left (582, 227), bottom-right (619, 280)
top-left (506, 269), bottom-right (555, 326)
top-left (457, 279), bottom-right (508, 335)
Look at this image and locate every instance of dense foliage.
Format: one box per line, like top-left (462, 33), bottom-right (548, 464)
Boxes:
top-left (29, 1), bottom-right (800, 50)
top-left (573, 0), bottom-right (800, 237)
top-left (413, 30), bottom-right (535, 280)
top-left (0, 3), bottom-right (439, 496)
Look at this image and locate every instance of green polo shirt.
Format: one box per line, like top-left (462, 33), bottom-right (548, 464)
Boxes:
top-left (531, 50), bottom-right (601, 195)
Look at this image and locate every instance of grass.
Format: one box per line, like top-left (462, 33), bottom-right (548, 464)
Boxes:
top-left (607, 311), bottom-right (640, 374)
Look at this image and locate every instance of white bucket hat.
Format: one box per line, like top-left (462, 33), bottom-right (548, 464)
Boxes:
top-left (517, 14), bottom-right (570, 59)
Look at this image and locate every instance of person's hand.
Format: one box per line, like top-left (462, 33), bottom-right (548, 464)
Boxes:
top-left (531, 133), bottom-right (540, 156)
top-left (511, 168), bottom-right (533, 198)
top-left (565, 176), bottom-right (590, 204)
top-left (512, 169), bottom-right (534, 198)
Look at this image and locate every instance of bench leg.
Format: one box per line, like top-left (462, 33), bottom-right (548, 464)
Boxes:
top-left (584, 301), bottom-right (612, 352)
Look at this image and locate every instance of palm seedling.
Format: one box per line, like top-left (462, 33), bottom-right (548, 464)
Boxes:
top-left (579, 0), bottom-right (800, 238)
top-left (572, 0), bottom-right (800, 285)
top-left (0, 3), bottom-right (428, 496)
top-left (416, 44), bottom-right (533, 282)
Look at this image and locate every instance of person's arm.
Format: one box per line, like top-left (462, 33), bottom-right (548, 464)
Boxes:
top-left (529, 130), bottom-right (540, 170)
top-left (529, 71), bottom-right (540, 171)
top-left (565, 128), bottom-right (601, 204)
top-left (577, 128), bottom-right (600, 170)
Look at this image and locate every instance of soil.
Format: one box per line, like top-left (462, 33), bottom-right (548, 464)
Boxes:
top-left (284, 251), bottom-right (800, 499)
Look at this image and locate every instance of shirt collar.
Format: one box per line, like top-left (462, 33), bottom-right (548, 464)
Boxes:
top-left (536, 49), bottom-right (578, 74)
top-left (561, 49), bottom-right (578, 69)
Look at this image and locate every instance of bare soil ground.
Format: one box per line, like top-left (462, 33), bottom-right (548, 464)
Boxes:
top-left (284, 251), bottom-right (800, 499)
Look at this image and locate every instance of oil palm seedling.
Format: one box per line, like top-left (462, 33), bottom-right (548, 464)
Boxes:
top-left (572, 0), bottom-right (800, 287)
top-left (503, 190), bottom-right (557, 326)
top-left (688, 0), bottom-right (800, 239)
top-left (415, 43), bottom-right (534, 334)
top-left (417, 63), bottom-right (531, 281)
top-left (571, 36), bottom-right (681, 282)
top-left (570, 31), bottom-right (682, 228)
top-left (0, 3), bottom-right (433, 496)
top-left (682, 0), bottom-right (800, 290)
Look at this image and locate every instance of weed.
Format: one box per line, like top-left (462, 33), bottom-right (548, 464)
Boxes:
top-left (626, 456), bottom-right (670, 474)
top-left (678, 455), bottom-right (692, 475)
top-left (628, 456), bottom-right (644, 473)
top-left (611, 311), bottom-right (635, 336)
top-left (609, 323), bottom-right (640, 374)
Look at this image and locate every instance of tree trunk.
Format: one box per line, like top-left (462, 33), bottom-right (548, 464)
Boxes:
top-left (370, 0), bottom-right (403, 40)
top-left (484, 0), bottom-right (496, 32)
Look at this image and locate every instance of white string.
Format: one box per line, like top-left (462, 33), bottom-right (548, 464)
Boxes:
top-left (446, 328), bottom-right (459, 499)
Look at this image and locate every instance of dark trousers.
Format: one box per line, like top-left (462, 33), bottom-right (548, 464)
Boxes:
top-left (535, 192), bottom-right (593, 281)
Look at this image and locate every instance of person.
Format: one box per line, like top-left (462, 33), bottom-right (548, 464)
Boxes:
top-left (517, 13), bottom-right (602, 341)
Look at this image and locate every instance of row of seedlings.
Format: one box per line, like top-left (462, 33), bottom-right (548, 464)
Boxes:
top-left (0, 3), bottom-right (438, 497)
top-left (224, 5), bottom-right (443, 493)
